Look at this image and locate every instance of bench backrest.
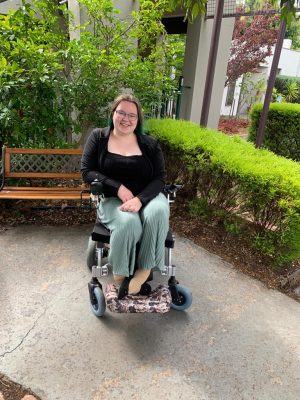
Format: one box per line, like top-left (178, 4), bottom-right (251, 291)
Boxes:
top-left (2, 147), bottom-right (83, 179)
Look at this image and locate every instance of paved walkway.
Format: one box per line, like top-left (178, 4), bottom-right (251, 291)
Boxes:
top-left (0, 225), bottom-right (299, 400)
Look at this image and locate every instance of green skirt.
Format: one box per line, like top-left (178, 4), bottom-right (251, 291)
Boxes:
top-left (98, 193), bottom-right (169, 276)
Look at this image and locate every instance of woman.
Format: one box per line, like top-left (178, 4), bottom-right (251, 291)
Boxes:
top-left (81, 94), bottom-right (169, 299)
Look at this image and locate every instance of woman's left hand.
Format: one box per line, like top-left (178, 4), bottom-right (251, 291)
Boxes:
top-left (119, 197), bottom-right (142, 213)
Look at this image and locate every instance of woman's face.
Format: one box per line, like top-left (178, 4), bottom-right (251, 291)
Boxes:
top-left (112, 100), bottom-right (138, 136)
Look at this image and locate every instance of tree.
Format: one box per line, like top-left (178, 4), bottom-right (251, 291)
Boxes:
top-left (167, 0), bottom-right (207, 19)
top-left (225, 11), bottom-right (279, 86)
top-left (0, 0), bottom-right (188, 147)
top-left (237, 73), bottom-right (266, 115)
top-left (68, 0), bottom-right (183, 140)
top-left (0, 3), bottom-right (71, 148)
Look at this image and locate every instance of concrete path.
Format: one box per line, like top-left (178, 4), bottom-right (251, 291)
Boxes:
top-left (0, 225), bottom-right (299, 400)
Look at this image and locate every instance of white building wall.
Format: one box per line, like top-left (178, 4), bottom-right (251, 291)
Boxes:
top-left (265, 39), bottom-right (300, 77)
top-left (273, 48), bottom-right (300, 77)
top-left (0, 0), bottom-right (136, 19)
top-left (181, 16), bottom-right (235, 128)
top-left (68, 0), bottom-right (137, 39)
top-left (114, 0), bottom-right (139, 17)
top-left (0, 0), bottom-right (138, 39)
top-left (220, 76), bottom-right (243, 116)
top-left (68, 0), bottom-right (81, 40)
top-left (0, 0), bottom-right (22, 14)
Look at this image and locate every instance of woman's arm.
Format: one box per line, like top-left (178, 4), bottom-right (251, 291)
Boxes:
top-left (80, 129), bottom-right (121, 191)
top-left (136, 140), bottom-right (166, 205)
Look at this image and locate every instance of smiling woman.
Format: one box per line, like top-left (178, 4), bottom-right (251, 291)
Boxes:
top-left (81, 93), bottom-right (169, 299)
top-left (109, 99), bottom-right (142, 157)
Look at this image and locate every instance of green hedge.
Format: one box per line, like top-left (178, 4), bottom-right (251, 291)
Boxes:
top-left (146, 118), bottom-right (300, 266)
top-left (249, 103), bottom-right (300, 162)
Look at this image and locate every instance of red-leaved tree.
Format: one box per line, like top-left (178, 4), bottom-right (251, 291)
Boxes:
top-left (225, 10), bottom-right (279, 86)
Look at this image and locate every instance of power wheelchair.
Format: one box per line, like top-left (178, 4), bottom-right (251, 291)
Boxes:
top-left (87, 180), bottom-right (193, 317)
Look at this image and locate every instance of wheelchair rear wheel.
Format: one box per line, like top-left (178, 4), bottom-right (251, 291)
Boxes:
top-left (90, 286), bottom-right (106, 317)
top-left (171, 284), bottom-right (192, 311)
top-left (86, 236), bottom-right (97, 271)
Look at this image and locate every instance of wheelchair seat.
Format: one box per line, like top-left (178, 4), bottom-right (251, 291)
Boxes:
top-left (91, 220), bottom-right (175, 248)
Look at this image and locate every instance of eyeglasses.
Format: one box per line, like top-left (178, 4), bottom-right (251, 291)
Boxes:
top-left (115, 110), bottom-right (138, 121)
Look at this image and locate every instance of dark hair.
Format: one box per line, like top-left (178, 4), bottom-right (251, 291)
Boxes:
top-left (108, 93), bottom-right (144, 135)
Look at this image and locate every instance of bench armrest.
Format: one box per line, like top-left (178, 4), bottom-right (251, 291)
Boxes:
top-left (0, 146), bottom-right (5, 191)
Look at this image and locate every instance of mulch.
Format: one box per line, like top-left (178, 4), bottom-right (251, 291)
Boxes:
top-left (0, 373), bottom-right (41, 400)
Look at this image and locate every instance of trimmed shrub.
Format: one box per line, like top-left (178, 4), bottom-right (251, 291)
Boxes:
top-left (146, 118), bottom-right (300, 266)
top-left (249, 103), bottom-right (300, 162)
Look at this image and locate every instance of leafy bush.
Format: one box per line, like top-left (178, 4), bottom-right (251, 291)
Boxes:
top-left (146, 118), bottom-right (300, 266)
top-left (275, 75), bottom-right (300, 103)
top-left (0, 4), bottom-right (71, 148)
top-left (0, 0), bottom-right (183, 148)
top-left (248, 103), bottom-right (300, 161)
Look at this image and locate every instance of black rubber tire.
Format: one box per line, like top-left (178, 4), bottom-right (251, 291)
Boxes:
top-left (90, 286), bottom-right (106, 317)
top-left (171, 284), bottom-right (192, 311)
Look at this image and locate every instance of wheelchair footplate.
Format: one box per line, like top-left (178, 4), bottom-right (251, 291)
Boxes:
top-left (104, 284), bottom-right (172, 314)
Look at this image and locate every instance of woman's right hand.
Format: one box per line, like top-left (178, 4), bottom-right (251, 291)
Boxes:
top-left (117, 184), bottom-right (134, 203)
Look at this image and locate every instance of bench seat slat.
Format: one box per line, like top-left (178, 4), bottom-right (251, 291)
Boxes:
top-left (6, 172), bottom-right (81, 179)
top-left (6, 148), bottom-right (83, 154)
top-left (5, 186), bottom-right (87, 191)
top-left (0, 187), bottom-right (90, 200)
top-left (0, 192), bottom-right (91, 200)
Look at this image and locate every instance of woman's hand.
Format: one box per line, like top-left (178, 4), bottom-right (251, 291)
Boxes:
top-left (119, 197), bottom-right (142, 213)
top-left (117, 185), bottom-right (134, 203)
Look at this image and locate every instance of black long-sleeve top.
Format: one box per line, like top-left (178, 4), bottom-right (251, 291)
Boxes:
top-left (81, 127), bottom-right (166, 205)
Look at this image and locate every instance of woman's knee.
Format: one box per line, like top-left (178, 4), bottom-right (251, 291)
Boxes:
top-left (147, 207), bottom-right (169, 224)
top-left (114, 212), bottom-right (142, 238)
top-left (142, 196), bottom-right (169, 223)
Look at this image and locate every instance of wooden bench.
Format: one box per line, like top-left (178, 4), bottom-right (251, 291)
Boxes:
top-left (0, 147), bottom-right (90, 202)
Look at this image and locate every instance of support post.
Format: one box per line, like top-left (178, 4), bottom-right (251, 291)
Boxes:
top-left (255, 4), bottom-right (289, 148)
top-left (175, 76), bottom-right (183, 119)
top-left (200, 0), bottom-right (225, 127)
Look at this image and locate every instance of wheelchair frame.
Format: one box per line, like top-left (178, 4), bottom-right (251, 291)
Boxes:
top-left (87, 182), bottom-right (192, 315)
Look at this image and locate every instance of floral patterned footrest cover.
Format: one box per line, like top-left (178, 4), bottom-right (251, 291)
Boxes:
top-left (105, 283), bottom-right (172, 313)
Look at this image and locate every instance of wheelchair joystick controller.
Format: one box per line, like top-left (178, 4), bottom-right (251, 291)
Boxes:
top-left (90, 179), bottom-right (104, 195)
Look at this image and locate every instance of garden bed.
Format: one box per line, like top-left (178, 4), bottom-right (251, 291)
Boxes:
top-left (218, 116), bottom-right (249, 137)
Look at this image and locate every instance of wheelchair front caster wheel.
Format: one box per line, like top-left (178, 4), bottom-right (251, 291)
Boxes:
top-left (90, 286), bottom-right (106, 317)
top-left (171, 284), bottom-right (192, 311)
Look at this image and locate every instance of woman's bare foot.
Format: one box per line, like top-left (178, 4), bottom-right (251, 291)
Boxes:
top-left (128, 269), bottom-right (150, 295)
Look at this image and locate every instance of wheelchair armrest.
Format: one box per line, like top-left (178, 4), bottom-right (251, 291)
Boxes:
top-left (163, 184), bottom-right (183, 195)
top-left (90, 180), bottom-right (104, 195)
